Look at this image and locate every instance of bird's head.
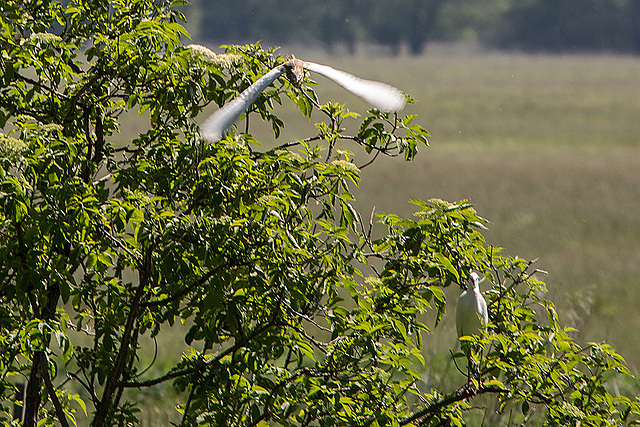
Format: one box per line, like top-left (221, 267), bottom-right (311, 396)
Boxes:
top-left (283, 56), bottom-right (306, 88)
top-left (469, 272), bottom-right (486, 290)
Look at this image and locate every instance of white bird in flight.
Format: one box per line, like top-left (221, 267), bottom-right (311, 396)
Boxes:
top-left (200, 57), bottom-right (406, 142)
top-left (456, 272), bottom-right (489, 339)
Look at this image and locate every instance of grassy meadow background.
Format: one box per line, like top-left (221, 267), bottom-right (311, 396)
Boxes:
top-left (229, 46), bottom-right (640, 370)
top-left (109, 47), bottom-right (640, 424)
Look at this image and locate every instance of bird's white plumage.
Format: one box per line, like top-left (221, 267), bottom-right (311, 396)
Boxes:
top-left (200, 65), bottom-right (285, 142)
top-left (456, 272), bottom-right (488, 338)
top-left (303, 61), bottom-right (406, 113)
top-left (200, 57), bottom-right (406, 142)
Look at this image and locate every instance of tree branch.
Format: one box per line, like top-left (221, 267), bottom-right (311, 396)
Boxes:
top-left (91, 242), bottom-right (155, 427)
top-left (400, 384), bottom-right (508, 426)
top-left (120, 320), bottom-right (278, 388)
top-left (140, 260), bottom-right (232, 309)
top-left (41, 354), bottom-right (71, 427)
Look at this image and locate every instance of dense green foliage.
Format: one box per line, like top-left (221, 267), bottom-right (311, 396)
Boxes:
top-left (1, 0), bottom-right (639, 426)
top-left (192, 0), bottom-right (640, 54)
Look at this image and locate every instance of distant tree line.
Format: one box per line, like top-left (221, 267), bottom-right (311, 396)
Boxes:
top-left (188, 0), bottom-right (640, 54)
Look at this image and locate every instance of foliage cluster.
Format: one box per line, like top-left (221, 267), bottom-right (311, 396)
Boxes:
top-left (0, 0), bottom-right (639, 426)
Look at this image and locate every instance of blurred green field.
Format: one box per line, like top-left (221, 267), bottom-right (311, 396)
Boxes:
top-left (237, 48), bottom-right (640, 370)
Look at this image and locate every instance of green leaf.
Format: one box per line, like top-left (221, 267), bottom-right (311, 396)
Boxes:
top-left (434, 253), bottom-right (459, 281)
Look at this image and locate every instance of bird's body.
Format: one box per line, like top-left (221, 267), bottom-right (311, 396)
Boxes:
top-left (456, 272), bottom-right (488, 338)
top-left (200, 57), bottom-right (406, 142)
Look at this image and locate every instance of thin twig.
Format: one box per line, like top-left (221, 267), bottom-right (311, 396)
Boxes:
top-left (140, 260), bottom-right (232, 309)
top-left (92, 173), bottom-right (113, 185)
top-left (121, 320), bottom-right (277, 388)
top-left (67, 371), bottom-right (98, 405)
top-left (283, 300), bottom-right (331, 332)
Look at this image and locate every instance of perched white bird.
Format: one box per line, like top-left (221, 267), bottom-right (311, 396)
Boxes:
top-left (200, 57), bottom-right (406, 142)
top-left (456, 272), bottom-right (489, 338)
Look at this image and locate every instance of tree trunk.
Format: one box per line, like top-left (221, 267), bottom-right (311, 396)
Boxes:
top-left (23, 355), bottom-right (45, 427)
top-left (23, 281), bottom-right (61, 426)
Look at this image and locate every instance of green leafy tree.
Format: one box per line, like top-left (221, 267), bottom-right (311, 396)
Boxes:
top-left (1, 1), bottom-right (639, 426)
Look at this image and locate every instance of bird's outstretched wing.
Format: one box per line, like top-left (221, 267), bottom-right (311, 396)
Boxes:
top-left (200, 65), bottom-right (285, 142)
top-left (303, 61), bottom-right (406, 113)
top-left (200, 57), bottom-right (406, 142)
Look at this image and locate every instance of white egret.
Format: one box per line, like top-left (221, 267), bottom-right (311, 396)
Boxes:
top-left (455, 272), bottom-right (488, 339)
top-left (456, 272), bottom-right (488, 383)
top-left (200, 57), bottom-right (406, 142)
